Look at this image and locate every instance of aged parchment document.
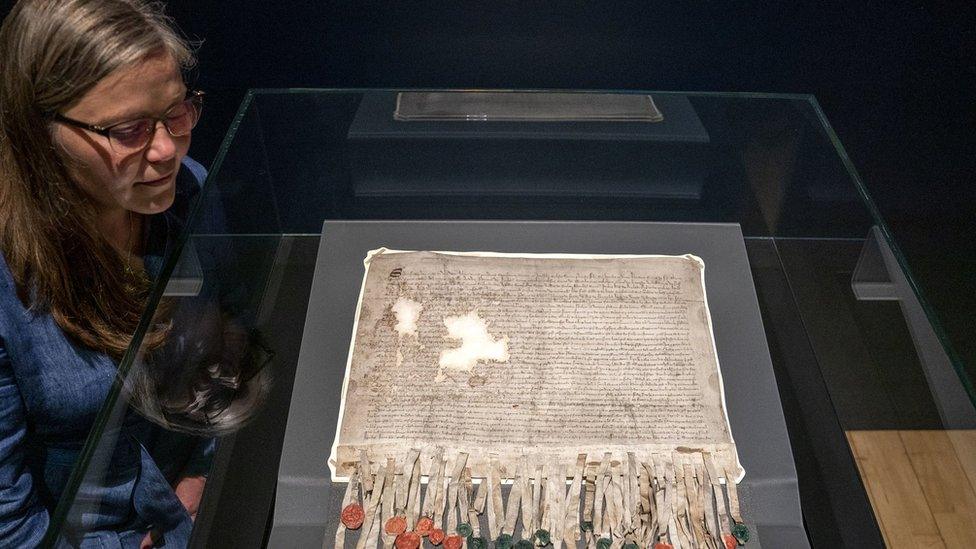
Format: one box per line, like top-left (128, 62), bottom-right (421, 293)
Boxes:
top-left (329, 249), bottom-right (747, 548)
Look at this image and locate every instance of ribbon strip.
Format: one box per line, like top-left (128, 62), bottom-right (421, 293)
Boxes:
top-left (360, 450), bottom-right (374, 493)
top-left (407, 457), bottom-right (422, 527)
top-left (486, 455), bottom-right (503, 540)
top-left (380, 457), bottom-right (397, 549)
top-left (358, 462), bottom-right (390, 549)
top-left (583, 473), bottom-right (596, 547)
top-left (446, 452), bottom-right (467, 533)
top-left (563, 453), bottom-right (586, 546)
top-left (639, 461), bottom-right (653, 546)
top-left (531, 464), bottom-right (544, 538)
top-left (420, 448), bottom-right (443, 521)
top-left (431, 452), bottom-right (449, 527)
top-left (594, 453), bottom-right (611, 542)
top-left (504, 458), bottom-right (525, 536)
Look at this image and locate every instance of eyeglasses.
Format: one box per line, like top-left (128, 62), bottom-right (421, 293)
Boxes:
top-left (54, 90), bottom-right (204, 154)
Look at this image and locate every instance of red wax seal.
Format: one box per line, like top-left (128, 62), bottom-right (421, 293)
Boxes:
top-left (654, 543), bottom-right (674, 549)
top-left (443, 534), bottom-right (464, 549)
top-left (340, 503), bottom-right (365, 529)
top-left (415, 516), bottom-right (435, 536)
top-left (394, 531), bottom-right (422, 549)
top-left (428, 528), bottom-right (446, 545)
top-left (385, 516), bottom-right (408, 535)
top-left (724, 534), bottom-right (738, 549)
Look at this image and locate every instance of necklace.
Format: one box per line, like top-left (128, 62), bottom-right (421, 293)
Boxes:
top-left (123, 210), bottom-right (136, 276)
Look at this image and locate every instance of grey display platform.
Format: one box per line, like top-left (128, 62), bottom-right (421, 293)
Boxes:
top-left (270, 221), bottom-right (807, 548)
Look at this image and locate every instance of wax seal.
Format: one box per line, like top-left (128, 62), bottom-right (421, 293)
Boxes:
top-left (732, 523), bottom-right (750, 544)
top-left (428, 528), bottom-right (446, 545)
top-left (724, 534), bottom-right (738, 549)
top-left (394, 531), bottom-right (421, 549)
top-left (385, 516), bottom-right (407, 535)
top-left (415, 516), bottom-right (434, 536)
top-left (340, 503), bottom-right (365, 530)
top-left (443, 535), bottom-right (463, 549)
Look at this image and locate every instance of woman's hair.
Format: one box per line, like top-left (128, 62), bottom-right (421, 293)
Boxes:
top-left (0, 2), bottom-right (268, 434)
top-left (127, 301), bottom-right (274, 436)
top-left (0, 0), bottom-right (194, 358)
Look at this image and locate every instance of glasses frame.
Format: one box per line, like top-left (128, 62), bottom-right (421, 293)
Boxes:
top-left (54, 90), bottom-right (205, 153)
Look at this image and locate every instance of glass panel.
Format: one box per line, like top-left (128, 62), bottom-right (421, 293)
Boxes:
top-left (205, 91), bottom-right (876, 239)
top-left (48, 90), bottom-right (973, 547)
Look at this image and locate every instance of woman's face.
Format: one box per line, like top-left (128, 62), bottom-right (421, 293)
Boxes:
top-left (54, 51), bottom-right (190, 216)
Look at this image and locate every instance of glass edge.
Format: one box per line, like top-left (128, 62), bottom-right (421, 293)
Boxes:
top-left (245, 87), bottom-right (814, 101)
top-left (42, 91), bottom-right (262, 545)
top-left (43, 232), bottom-right (189, 544)
top-left (804, 95), bottom-right (976, 406)
top-left (208, 89), bottom-right (258, 180)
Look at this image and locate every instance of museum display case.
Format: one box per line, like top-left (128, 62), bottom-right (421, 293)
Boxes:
top-left (47, 90), bottom-right (976, 548)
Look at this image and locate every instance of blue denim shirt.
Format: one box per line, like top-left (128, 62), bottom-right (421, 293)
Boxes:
top-left (0, 158), bottom-right (214, 548)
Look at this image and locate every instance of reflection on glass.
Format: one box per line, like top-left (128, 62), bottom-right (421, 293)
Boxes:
top-left (395, 91), bottom-right (663, 121)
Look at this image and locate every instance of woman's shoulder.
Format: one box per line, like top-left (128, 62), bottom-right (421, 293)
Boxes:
top-left (168, 156), bottom-right (208, 224)
top-left (180, 156), bottom-right (207, 188)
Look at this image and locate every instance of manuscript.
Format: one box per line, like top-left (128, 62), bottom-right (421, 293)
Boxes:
top-left (329, 249), bottom-right (748, 548)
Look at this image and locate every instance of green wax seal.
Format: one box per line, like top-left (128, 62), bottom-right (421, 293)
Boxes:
top-left (467, 536), bottom-right (487, 549)
top-left (515, 540), bottom-right (535, 549)
top-left (732, 523), bottom-right (750, 544)
top-left (623, 543), bottom-right (640, 549)
top-left (534, 529), bottom-right (551, 545)
top-left (596, 537), bottom-right (612, 549)
top-left (580, 520), bottom-right (594, 532)
top-left (496, 533), bottom-right (513, 549)
top-left (456, 523), bottom-right (473, 537)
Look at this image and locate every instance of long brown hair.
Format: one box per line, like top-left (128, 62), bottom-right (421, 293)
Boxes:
top-left (0, 0), bottom-right (195, 359)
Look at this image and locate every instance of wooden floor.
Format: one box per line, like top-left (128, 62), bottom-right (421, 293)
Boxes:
top-left (847, 430), bottom-right (976, 548)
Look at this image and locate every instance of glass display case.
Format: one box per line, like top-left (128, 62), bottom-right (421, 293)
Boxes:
top-left (48, 90), bottom-right (976, 547)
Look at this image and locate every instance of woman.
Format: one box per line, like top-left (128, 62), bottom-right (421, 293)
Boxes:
top-left (0, 1), bottom-right (241, 546)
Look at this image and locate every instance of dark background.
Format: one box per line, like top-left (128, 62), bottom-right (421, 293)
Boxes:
top-left (2, 1), bottom-right (973, 377)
